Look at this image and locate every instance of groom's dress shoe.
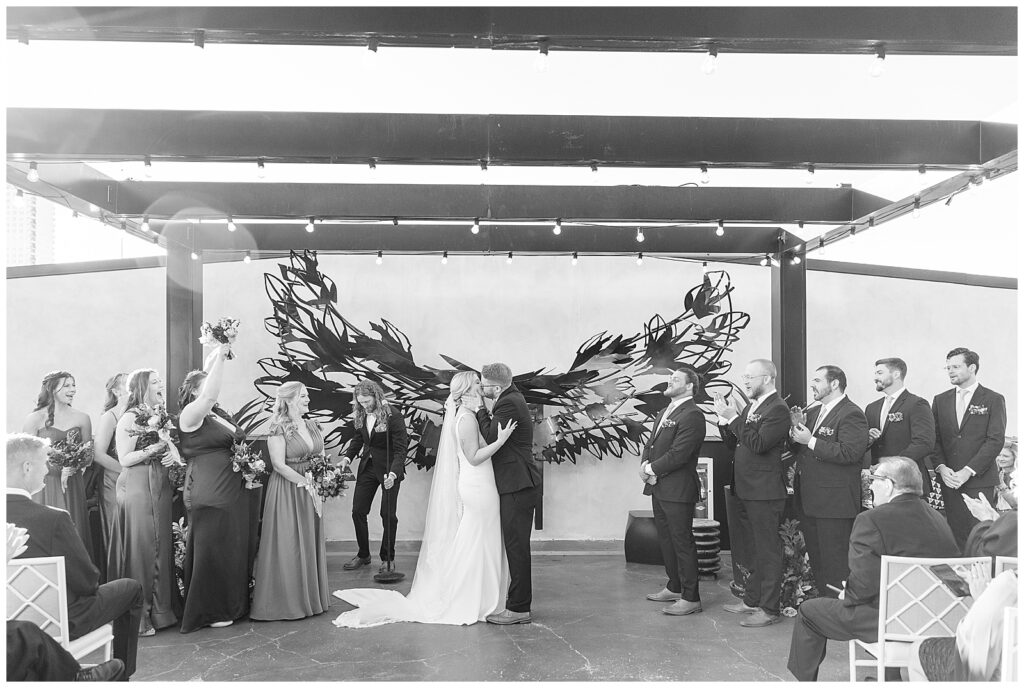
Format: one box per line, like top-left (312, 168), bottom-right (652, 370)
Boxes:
top-left (740, 609), bottom-right (781, 627)
top-left (646, 588), bottom-right (682, 602)
top-left (662, 599), bottom-right (702, 616)
top-left (485, 609), bottom-right (532, 625)
top-left (343, 556), bottom-right (371, 570)
top-left (723, 601), bottom-right (759, 615)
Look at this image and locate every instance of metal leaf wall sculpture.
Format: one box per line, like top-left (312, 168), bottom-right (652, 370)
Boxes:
top-left (253, 250), bottom-right (751, 468)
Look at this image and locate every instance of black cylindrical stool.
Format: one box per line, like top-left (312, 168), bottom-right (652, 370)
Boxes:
top-left (693, 518), bottom-right (721, 579)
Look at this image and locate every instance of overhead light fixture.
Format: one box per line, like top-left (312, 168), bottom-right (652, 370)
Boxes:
top-left (867, 216), bottom-right (875, 228)
top-left (368, 159), bottom-right (377, 171)
top-left (193, 30), bottom-right (205, 49)
top-left (759, 254), bottom-right (769, 267)
top-left (26, 162), bottom-right (39, 183)
top-left (392, 217), bottom-right (399, 226)
top-left (701, 46), bottom-right (718, 75)
top-left (918, 164), bottom-right (927, 175)
top-left (306, 217), bottom-right (315, 233)
top-left (571, 251), bottom-right (578, 267)
top-left (553, 218), bottom-right (562, 235)
top-left (257, 159), bottom-right (266, 178)
top-left (120, 221), bottom-right (127, 231)
top-left (471, 217), bottom-right (480, 234)
top-left (715, 220), bottom-right (725, 237)
top-left (805, 163), bottom-right (815, 185)
top-left (701, 261), bottom-right (708, 274)
top-left (143, 156), bottom-right (153, 178)
top-left (869, 45), bottom-right (886, 77)
top-left (791, 255), bottom-right (802, 265)
top-left (227, 216), bottom-right (237, 232)
top-left (590, 162), bottom-right (598, 173)
top-left (375, 250), bottom-right (383, 265)
top-left (367, 37), bottom-right (379, 54)
top-left (699, 164), bottom-right (710, 185)
top-left (141, 217), bottom-right (150, 232)
top-left (243, 250), bottom-right (252, 264)
top-left (769, 255), bottom-right (781, 268)
top-left (506, 251), bottom-right (514, 265)
top-left (441, 250), bottom-right (448, 265)
top-left (635, 227), bottom-right (645, 243)
top-left (534, 39), bottom-right (550, 73)
top-left (636, 252), bottom-right (644, 266)
top-left (818, 238), bottom-right (826, 257)
top-left (190, 251), bottom-right (199, 261)
top-left (912, 197), bottom-right (921, 219)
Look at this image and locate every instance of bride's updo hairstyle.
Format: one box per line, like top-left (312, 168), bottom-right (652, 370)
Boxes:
top-left (448, 371), bottom-right (479, 407)
top-left (269, 381), bottom-right (306, 437)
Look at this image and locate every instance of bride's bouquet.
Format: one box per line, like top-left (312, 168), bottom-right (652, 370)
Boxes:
top-left (47, 429), bottom-right (94, 492)
top-left (231, 441), bottom-right (268, 489)
top-left (199, 317), bottom-right (240, 359)
top-left (304, 452), bottom-right (347, 517)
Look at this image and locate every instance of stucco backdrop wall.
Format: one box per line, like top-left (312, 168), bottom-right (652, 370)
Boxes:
top-left (6, 256), bottom-right (1016, 544)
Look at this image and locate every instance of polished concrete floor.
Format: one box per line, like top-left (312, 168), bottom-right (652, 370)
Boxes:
top-left (135, 545), bottom-right (849, 682)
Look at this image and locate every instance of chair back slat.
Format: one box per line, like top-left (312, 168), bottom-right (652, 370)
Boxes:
top-left (995, 556), bottom-right (1017, 576)
top-left (6, 556), bottom-right (71, 647)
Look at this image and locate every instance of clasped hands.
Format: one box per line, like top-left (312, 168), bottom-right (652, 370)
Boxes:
top-left (789, 423), bottom-right (812, 445)
top-left (936, 464), bottom-right (974, 490)
top-left (638, 461), bottom-right (657, 486)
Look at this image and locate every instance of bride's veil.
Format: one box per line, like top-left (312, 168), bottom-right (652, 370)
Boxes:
top-left (407, 397), bottom-right (462, 601)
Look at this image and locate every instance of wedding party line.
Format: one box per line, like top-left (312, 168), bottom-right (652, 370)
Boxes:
top-left (5, 333), bottom-right (1018, 681)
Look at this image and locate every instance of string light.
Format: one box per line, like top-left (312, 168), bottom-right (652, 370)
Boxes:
top-left (27, 162), bottom-right (39, 183)
top-left (869, 45), bottom-right (886, 77)
top-left (506, 251), bottom-right (514, 265)
top-left (571, 251), bottom-right (578, 267)
top-left (141, 217), bottom-right (150, 232)
top-left (471, 217), bottom-right (480, 235)
top-left (715, 220), bottom-right (725, 237)
top-left (918, 165), bottom-right (927, 175)
top-left (818, 238), bottom-right (826, 257)
top-left (533, 39), bottom-right (550, 73)
top-left (590, 162), bottom-right (598, 173)
top-left (243, 250), bottom-right (252, 264)
top-left (368, 159), bottom-right (377, 171)
top-left (306, 217), bottom-right (315, 233)
top-left (912, 197), bottom-right (921, 219)
top-left (635, 227), bottom-right (645, 243)
top-left (119, 221), bottom-right (127, 231)
top-left (867, 216), bottom-right (875, 228)
top-left (702, 261), bottom-right (708, 274)
top-left (769, 255), bottom-right (781, 268)
top-left (367, 37), bottom-right (379, 54)
top-left (636, 252), bottom-right (644, 266)
top-left (553, 218), bottom-right (562, 235)
top-left (699, 164), bottom-right (710, 185)
top-left (257, 159), bottom-right (266, 178)
top-left (392, 217), bottom-right (399, 226)
top-left (701, 46), bottom-right (718, 75)
top-left (376, 250), bottom-right (383, 265)
top-left (144, 156), bottom-right (153, 178)
top-left (227, 216), bottom-right (236, 232)
top-left (479, 159), bottom-right (488, 172)
top-left (791, 254), bottom-right (802, 265)
top-left (88, 202), bottom-right (98, 212)
top-left (759, 254), bottom-right (769, 267)
top-left (190, 251), bottom-right (199, 260)
top-left (805, 163), bottom-right (815, 185)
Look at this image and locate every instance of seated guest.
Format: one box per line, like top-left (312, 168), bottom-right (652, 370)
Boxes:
top-left (962, 475), bottom-right (1017, 558)
top-left (7, 619), bottom-right (125, 681)
top-left (6, 433), bottom-right (144, 679)
top-left (786, 456), bottom-right (960, 681)
top-left (994, 437), bottom-right (1017, 510)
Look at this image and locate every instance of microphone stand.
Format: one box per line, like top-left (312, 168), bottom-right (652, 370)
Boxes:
top-left (374, 416), bottom-right (405, 584)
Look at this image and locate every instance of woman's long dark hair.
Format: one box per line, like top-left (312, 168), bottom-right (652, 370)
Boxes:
top-left (34, 370), bottom-right (74, 429)
top-left (102, 372), bottom-right (126, 413)
top-left (125, 368), bottom-right (157, 410)
top-left (178, 369), bottom-right (208, 411)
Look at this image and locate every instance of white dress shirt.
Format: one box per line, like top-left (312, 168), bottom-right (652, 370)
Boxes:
top-left (6, 487), bottom-right (33, 499)
top-left (808, 394), bottom-right (847, 451)
top-left (954, 381), bottom-right (981, 476)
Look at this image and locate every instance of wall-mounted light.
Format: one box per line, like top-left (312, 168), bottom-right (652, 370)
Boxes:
top-left (141, 217), bottom-right (150, 232)
top-left (699, 164), bottom-right (710, 185)
top-left (243, 250), bottom-right (252, 264)
top-left (227, 216), bottom-right (236, 232)
top-left (257, 159), bottom-right (266, 179)
top-left (144, 156), bottom-right (153, 178)
top-left (506, 251), bottom-right (514, 265)
top-left (471, 217), bottom-right (480, 235)
top-left (716, 220), bottom-right (725, 237)
top-left (635, 227), bottom-right (645, 243)
top-left (636, 252), bottom-right (644, 266)
top-left (375, 250), bottom-right (383, 265)
top-left (805, 163), bottom-right (815, 185)
top-left (553, 218), bottom-right (562, 235)
top-left (441, 250), bottom-right (448, 265)
top-left (571, 251), bottom-right (578, 267)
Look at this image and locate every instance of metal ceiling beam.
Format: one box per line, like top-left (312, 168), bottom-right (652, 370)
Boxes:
top-left (7, 6), bottom-right (1016, 55)
top-left (9, 109), bottom-right (1016, 170)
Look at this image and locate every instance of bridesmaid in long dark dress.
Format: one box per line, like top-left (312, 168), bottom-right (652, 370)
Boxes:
top-left (90, 373), bottom-right (130, 578)
top-left (107, 368), bottom-right (183, 636)
top-left (251, 381), bottom-right (331, 620)
top-left (22, 370), bottom-right (94, 561)
top-left (176, 343), bottom-right (252, 632)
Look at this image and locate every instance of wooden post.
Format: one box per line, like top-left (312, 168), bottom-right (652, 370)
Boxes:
top-left (165, 222), bottom-right (203, 413)
top-left (771, 247), bottom-right (807, 409)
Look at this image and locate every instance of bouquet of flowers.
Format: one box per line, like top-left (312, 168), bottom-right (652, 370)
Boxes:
top-left (47, 429), bottom-right (94, 492)
top-left (199, 317), bottom-right (240, 359)
top-left (168, 462), bottom-right (187, 492)
top-left (231, 441), bottom-right (268, 489)
top-left (128, 404), bottom-right (176, 440)
top-left (306, 452), bottom-right (347, 500)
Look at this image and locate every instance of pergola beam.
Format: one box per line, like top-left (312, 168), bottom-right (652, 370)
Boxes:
top-left (7, 6), bottom-right (1016, 55)
top-left (8, 109), bottom-right (1016, 170)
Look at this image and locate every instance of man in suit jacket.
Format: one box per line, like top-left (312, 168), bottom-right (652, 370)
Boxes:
top-left (640, 366), bottom-right (707, 616)
top-left (6, 433), bottom-right (143, 679)
top-left (787, 456), bottom-right (959, 681)
top-left (865, 357), bottom-right (936, 493)
top-left (341, 380), bottom-right (410, 572)
top-left (714, 358), bottom-right (792, 628)
top-left (790, 365), bottom-right (870, 598)
top-left (931, 347), bottom-right (1007, 549)
top-left (473, 362), bottom-right (540, 625)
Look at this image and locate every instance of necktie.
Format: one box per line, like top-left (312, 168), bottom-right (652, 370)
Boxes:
top-left (812, 405), bottom-right (825, 433)
top-left (956, 389), bottom-right (968, 426)
top-left (879, 395), bottom-right (893, 432)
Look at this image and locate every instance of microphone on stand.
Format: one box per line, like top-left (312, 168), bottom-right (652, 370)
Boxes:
top-left (374, 425), bottom-right (405, 584)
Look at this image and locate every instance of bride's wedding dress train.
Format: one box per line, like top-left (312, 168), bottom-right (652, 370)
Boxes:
top-left (332, 405), bottom-right (507, 627)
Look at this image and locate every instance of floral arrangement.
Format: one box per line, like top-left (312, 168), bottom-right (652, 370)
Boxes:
top-left (231, 441), bottom-right (268, 489)
top-left (199, 316), bottom-right (240, 359)
top-left (47, 430), bottom-right (94, 473)
top-left (887, 411), bottom-right (904, 423)
top-left (733, 518), bottom-right (818, 617)
top-left (816, 426), bottom-right (834, 437)
top-left (167, 462), bottom-right (188, 492)
top-left (172, 517), bottom-right (189, 596)
top-left (306, 452), bottom-right (347, 500)
top-left (128, 404), bottom-right (176, 441)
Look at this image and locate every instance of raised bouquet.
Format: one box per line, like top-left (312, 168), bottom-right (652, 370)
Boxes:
top-left (199, 317), bottom-right (240, 359)
top-left (47, 429), bottom-right (94, 492)
top-left (231, 441), bottom-right (268, 489)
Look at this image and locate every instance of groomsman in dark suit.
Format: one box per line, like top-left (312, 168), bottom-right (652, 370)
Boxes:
top-left (789, 365), bottom-right (870, 598)
top-left (640, 366), bottom-right (707, 616)
top-left (931, 347), bottom-right (1007, 549)
top-left (715, 358), bottom-right (792, 628)
top-left (864, 357), bottom-right (935, 493)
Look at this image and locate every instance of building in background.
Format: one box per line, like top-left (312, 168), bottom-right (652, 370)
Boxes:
top-left (6, 186), bottom-right (56, 265)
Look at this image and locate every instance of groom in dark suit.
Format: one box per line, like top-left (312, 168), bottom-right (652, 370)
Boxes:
top-left (932, 347), bottom-right (1007, 549)
top-left (640, 366), bottom-right (706, 616)
top-left (864, 357), bottom-right (935, 493)
top-left (474, 362), bottom-right (540, 625)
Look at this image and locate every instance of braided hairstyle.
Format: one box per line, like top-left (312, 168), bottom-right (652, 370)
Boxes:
top-left (34, 370), bottom-right (74, 429)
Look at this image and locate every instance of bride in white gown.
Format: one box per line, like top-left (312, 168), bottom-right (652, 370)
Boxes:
top-left (332, 371), bottom-right (516, 627)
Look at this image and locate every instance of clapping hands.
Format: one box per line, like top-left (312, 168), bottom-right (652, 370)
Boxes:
top-left (962, 491), bottom-right (1000, 523)
top-left (7, 523), bottom-right (29, 561)
top-left (712, 392), bottom-right (740, 420)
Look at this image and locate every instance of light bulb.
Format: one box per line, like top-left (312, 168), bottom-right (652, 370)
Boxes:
top-left (701, 48), bottom-right (718, 75)
top-left (912, 198), bottom-right (921, 219)
top-left (88, 203), bottom-right (99, 212)
top-left (553, 219), bottom-right (562, 235)
top-left (227, 217), bottom-right (236, 232)
top-left (716, 220), bottom-right (725, 237)
top-left (144, 157), bottom-right (153, 178)
top-left (471, 218), bottom-right (480, 234)
top-left (702, 261), bottom-right (708, 274)
top-left (869, 50), bottom-right (885, 78)
top-left (306, 217), bottom-right (315, 233)
top-left (636, 252), bottom-right (644, 266)
top-left (791, 255), bottom-right (802, 265)
top-left (141, 217), bottom-right (150, 232)
top-left (759, 254), bottom-right (769, 267)
top-left (243, 251), bottom-right (252, 264)
top-left (190, 251), bottom-right (199, 260)
top-left (805, 164), bottom-right (815, 185)
top-left (818, 241), bottom-right (826, 257)
top-left (770, 256), bottom-right (781, 268)
top-left (699, 165), bottom-right (710, 185)
top-left (376, 251), bottom-right (383, 265)
top-left (27, 162), bottom-right (39, 183)
top-left (506, 251), bottom-right (513, 265)
top-left (635, 228), bottom-right (645, 243)
top-left (571, 251), bottom-right (578, 267)
top-left (441, 250), bottom-right (448, 265)
top-left (257, 159), bottom-right (266, 179)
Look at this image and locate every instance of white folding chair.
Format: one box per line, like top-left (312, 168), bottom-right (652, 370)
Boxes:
top-left (995, 556), bottom-right (1018, 576)
top-left (1002, 606), bottom-right (1018, 683)
top-left (7, 556), bottom-right (113, 664)
top-left (849, 555), bottom-right (989, 682)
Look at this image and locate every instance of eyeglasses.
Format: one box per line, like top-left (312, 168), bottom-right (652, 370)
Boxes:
top-left (867, 473), bottom-right (894, 484)
top-left (740, 374), bottom-right (768, 381)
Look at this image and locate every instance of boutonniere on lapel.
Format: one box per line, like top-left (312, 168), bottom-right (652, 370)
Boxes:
top-left (816, 426), bottom-right (835, 437)
top-left (887, 412), bottom-right (904, 423)
top-left (661, 419), bottom-right (677, 429)
top-left (967, 404), bottom-right (989, 416)
top-left (746, 413), bottom-right (762, 424)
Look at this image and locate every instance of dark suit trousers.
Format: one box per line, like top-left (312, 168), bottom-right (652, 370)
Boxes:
top-left (351, 466), bottom-right (401, 561)
top-left (735, 497), bottom-right (786, 614)
top-left (6, 620), bottom-right (81, 681)
top-left (652, 497), bottom-right (700, 601)
top-left (798, 515), bottom-right (854, 598)
top-left (72, 577), bottom-right (144, 677)
top-left (499, 485), bottom-right (540, 613)
top-left (787, 598), bottom-right (898, 681)
top-left (940, 483), bottom-right (996, 552)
